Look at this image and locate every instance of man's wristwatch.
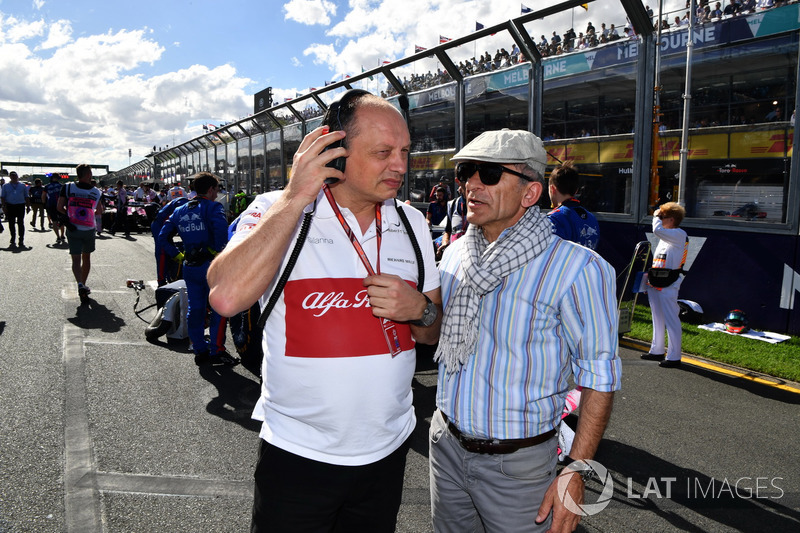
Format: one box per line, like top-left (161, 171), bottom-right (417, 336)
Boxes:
top-left (561, 456), bottom-right (594, 483)
top-left (410, 294), bottom-right (438, 327)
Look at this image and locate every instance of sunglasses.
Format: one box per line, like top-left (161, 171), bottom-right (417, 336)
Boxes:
top-left (456, 162), bottom-right (532, 186)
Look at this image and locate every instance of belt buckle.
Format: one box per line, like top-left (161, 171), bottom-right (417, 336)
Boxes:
top-left (460, 435), bottom-right (505, 455)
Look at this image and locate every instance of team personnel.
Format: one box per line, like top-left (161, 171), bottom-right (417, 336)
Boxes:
top-left (134, 181), bottom-right (160, 224)
top-left (168, 182), bottom-right (187, 201)
top-left (151, 196), bottom-right (189, 286)
top-left (44, 174), bottom-right (65, 243)
top-left (207, 91), bottom-right (441, 532)
top-left (641, 202), bottom-right (689, 368)
top-left (547, 161), bottom-right (599, 250)
top-left (57, 164), bottom-right (104, 301)
top-left (437, 177), bottom-right (467, 258)
top-left (28, 178), bottom-right (46, 230)
top-left (134, 181), bottom-right (159, 203)
top-left (1, 171), bottom-right (31, 248)
top-left (430, 130), bottom-right (620, 533)
top-left (109, 180), bottom-right (130, 237)
top-left (158, 172), bottom-right (236, 366)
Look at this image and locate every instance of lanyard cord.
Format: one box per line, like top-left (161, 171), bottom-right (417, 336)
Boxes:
top-left (322, 184), bottom-right (382, 276)
top-left (256, 201), bottom-right (316, 331)
top-left (255, 193), bottom-right (426, 332)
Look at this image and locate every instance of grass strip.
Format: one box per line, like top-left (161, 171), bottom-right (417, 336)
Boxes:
top-left (625, 306), bottom-right (800, 383)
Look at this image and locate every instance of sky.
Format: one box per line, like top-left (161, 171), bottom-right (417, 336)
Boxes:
top-left (0, 0), bottom-right (687, 173)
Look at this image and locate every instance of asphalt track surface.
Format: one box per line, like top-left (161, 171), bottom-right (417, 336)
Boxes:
top-left (1, 224), bottom-right (799, 533)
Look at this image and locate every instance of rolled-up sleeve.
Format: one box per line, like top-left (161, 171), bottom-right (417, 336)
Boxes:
top-left (561, 255), bottom-right (622, 392)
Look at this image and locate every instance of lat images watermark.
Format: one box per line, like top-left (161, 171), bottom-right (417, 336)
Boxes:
top-left (625, 475), bottom-right (785, 501)
top-left (556, 460), bottom-right (786, 517)
top-left (556, 460), bottom-right (615, 516)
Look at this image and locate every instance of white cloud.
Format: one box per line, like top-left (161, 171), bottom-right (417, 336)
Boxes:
top-left (1, 14), bottom-right (46, 43)
top-left (283, 0), bottom-right (337, 26)
top-left (304, 42), bottom-right (337, 65)
top-left (0, 13), bottom-right (253, 171)
top-left (291, 56), bottom-right (302, 67)
top-left (39, 19), bottom-right (72, 49)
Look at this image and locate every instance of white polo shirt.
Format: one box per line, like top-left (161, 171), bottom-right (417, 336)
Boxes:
top-left (228, 189), bottom-right (439, 465)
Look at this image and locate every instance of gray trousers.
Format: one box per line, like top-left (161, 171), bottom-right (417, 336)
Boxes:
top-left (429, 409), bottom-right (558, 533)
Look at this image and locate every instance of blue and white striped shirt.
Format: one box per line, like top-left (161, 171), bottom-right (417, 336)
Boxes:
top-left (436, 234), bottom-right (622, 440)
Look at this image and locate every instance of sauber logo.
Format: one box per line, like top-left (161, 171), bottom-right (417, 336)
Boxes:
top-left (302, 289), bottom-right (370, 317)
top-left (284, 278), bottom-right (414, 358)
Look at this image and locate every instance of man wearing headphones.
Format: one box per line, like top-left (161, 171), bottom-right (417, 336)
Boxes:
top-left (208, 90), bottom-right (441, 532)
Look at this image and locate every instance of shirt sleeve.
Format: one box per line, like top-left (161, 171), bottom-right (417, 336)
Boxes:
top-left (652, 216), bottom-right (687, 247)
top-left (227, 192), bottom-right (278, 249)
top-left (561, 255), bottom-right (622, 392)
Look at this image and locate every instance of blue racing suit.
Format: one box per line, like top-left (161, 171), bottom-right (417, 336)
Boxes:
top-left (158, 197), bottom-right (228, 356)
top-left (152, 197), bottom-right (189, 285)
top-left (547, 198), bottom-right (600, 250)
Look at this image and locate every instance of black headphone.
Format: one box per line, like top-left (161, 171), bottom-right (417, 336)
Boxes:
top-left (321, 89), bottom-right (371, 183)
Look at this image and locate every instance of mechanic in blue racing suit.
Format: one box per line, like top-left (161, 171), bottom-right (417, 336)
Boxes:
top-left (157, 172), bottom-right (238, 367)
top-left (152, 196), bottom-right (189, 286)
top-left (547, 161), bottom-right (599, 250)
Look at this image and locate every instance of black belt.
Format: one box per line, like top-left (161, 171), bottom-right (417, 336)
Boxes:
top-left (441, 412), bottom-right (556, 455)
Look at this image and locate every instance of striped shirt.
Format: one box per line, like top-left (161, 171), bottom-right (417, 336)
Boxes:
top-left (436, 235), bottom-right (622, 440)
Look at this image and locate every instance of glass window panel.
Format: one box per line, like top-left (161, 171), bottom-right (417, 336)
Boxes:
top-left (542, 52), bottom-right (637, 214)
top-left (266, 130), bottom-right (283, 191)
top-left (661, 35), bottom-right (797, 224)
top-left (251, 133), bottom-right (265, 195)
top-left (214, 129), bottom-right (234, 144)
top-left (465, 65), bottom-right (530, 142)
top-left (254, 112), bottom-right (274, 132)
top-left (226, 141), bottom-right (237, 184)
top-left (237, 137), bottom-right (251, 193)
top-left (295, 99), bottom-right (324, 123)
top-left (283, 123), bottom-right (303, 181)
top-left (406, 81), bottom-right (456, 203)
top-left (215, 144), bottom-right (226, 178)
top-left (202, 148), bottom-right (211, 172)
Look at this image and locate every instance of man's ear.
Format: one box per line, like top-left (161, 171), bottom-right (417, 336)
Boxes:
top-left (521, 181), bottom-right (543, 208)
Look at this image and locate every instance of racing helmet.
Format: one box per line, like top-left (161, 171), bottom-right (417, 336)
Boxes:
top-left (724, 309), bottom-right (749, 334)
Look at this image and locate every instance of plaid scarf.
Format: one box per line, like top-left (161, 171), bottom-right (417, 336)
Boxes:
top-left (434, 206), bottom-right (552, 373)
